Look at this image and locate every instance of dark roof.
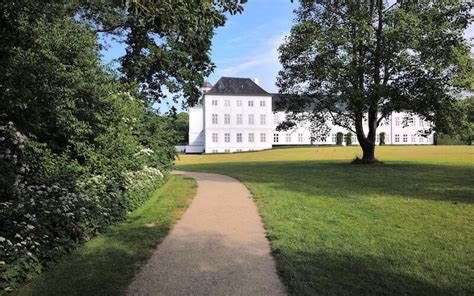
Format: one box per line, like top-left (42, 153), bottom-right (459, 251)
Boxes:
top-left (206, 77), bottom-right (269, 96)
top-left (202, 81), bottom-right (213, 88)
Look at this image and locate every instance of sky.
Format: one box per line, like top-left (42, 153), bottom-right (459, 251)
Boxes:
top-left (100, 0), bottom-right (473, 113)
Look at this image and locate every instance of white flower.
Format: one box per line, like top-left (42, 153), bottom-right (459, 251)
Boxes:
top-left (0, 237), bottom-right (5, 242)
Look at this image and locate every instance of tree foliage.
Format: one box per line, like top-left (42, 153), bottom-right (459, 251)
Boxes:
top-left (277, 0), bottom-right (473, 162)
top-left (0, 0), bottom-right (246, 291)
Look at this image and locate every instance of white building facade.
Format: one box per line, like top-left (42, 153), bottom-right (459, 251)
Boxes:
top-left (185, 77), bottom-right (433, 154)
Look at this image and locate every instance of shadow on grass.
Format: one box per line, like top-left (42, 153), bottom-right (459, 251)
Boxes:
top-left (177, 160), bottom-right (473, 204)
top-left (275, 249), bottom-right (468, 296)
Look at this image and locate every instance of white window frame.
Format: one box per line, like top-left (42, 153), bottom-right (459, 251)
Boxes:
top-left (248, 114), bottom-right (254, 125)
top-left (236, 133), bottom-right (242, 143)
top-left (212, 133), bottom-right (218, 143)
top-left (248, 133), bottom-right (254, 143)
top-left (403, 134), bottom-right (408, 143)
top-left (395, 117), bottom-right (400, 126)
top-left (212, 99), bottom-right (218, 106)
top-left (395, 134), bottom-right (400, 143)
top-left (237, 100), bottom-right (242, 107)
top-left (224, 114), bottom-right (230, 125)
top-left (274, 114), bottom-right (279, 125)
top-left (286, 133), bottom-right (291, 142)
top-left (260, 114), bottom-right (266, 125)
top-left (212, 114), bottom-right (218, 124)
top-left (248, 100), bottom-right (254, 107)
top-left (411, 134), bottom-right (416, 142)
top-left (260, 100), bottom-right (265, 107)
top-left (298, 133), bottom-right (303, 143)
top-left (274, 133), bottom-right (279, 143)
top-left (224, 100), bottom-right (230, 107)
top-left (260, 133), bottom-right (266, 142)
top-left (224, 133), bottom-right (230, 143)
top-left (236, 114), bottom-right (243, 125)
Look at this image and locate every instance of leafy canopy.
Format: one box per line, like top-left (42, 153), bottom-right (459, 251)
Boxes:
top-left (277, 0), bottom-right (473, 161)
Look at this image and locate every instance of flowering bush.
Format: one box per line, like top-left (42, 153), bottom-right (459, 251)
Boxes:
top-left (0, 113), bottom-right (173, 292)
top-left (0, 164), bottom-right (166, 292)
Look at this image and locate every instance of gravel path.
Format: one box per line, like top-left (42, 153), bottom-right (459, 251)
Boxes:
top-left (126, 171), bottom-right (286, 296)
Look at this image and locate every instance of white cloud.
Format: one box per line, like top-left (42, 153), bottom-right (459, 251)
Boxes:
top-left (217, 32), bottom-right (287, 77)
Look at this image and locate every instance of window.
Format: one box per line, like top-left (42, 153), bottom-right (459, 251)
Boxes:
top-left (351, 135), bottom-right (356, 143)
top-left (331, 134), bottom-right (336, 143)
top-left (376, 134), bottom-right (380, 143)
top-left (411, 134), bottom-right (416, 142)
top-left (224, 133), bottom-right (230, 143)
top-left (395, 134), bottom-right (400, 143)
top-left (237, 100), bottom-right (242, 107)
top-left (286, 133), bottom-right (291, 142)
top-left (410, 118), bottom-right (415, 127)
top-left (260, 100), bottom-right (266, 107)
top-left (236, 149), bottom-right (242, 152)
top-left (224, 100), bottom-right (230, 107)
top-left (260, 133), bottom-right (266, 142)
top-left (236, 133), bottom-right (242, 143)
top-left (236, 114), bottom-right (242, 125)
top-left (395, 117), bottom-right (400, 126)
top-left (224, 149), bottom-right (230, 153)
top-left (248, 100), bottom-right (254, 107)
top-left (248, 133), bottom-right (254, 143)
top-left (212, 114), bottom-right (218, 124)
top-left (274, 133), bottom-right (279, 143)
top-left (403, 134), bottom-right (408, 143)
top-left (224, 114), bottom-right (230, 124)
top-left (274, 114), bottom-right (279, 125)
top-left (248, 114), bottom-right (254, 125)
top-left (419, 119), bottom-right (424, 127)
top-left (212, 133), bottom-right (218, 143)
top-left (260, 114), bottom-right (266, 125)
top-left (298, 133), bottom-right (303, 143)
top-left (211, 99), bottom-right (218, 106)
top-left (419, 136), bottom-right (424, 143)
top-left (212, 149), bottom-right (218, 153)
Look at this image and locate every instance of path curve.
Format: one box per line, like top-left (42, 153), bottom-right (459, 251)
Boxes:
top-left (127, 171), bottom-right (286, 296)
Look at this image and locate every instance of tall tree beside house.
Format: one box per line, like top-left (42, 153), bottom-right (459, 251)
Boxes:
top-left (277, 0), bottom-right (473, 163)
top-left (0, 0), bottom-right (246, 291)
top-left (173, 112), bottom-right (190, 144)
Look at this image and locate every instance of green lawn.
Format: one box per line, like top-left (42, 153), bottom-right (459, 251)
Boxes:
top-left (176, 146), bottom-right (474, 295)
top-left (15, 175), bottom-right (197, 296)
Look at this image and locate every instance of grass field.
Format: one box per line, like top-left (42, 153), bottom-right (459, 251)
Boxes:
top-left (176, 145), bottom-right (474, 295)
top-left (16, 175), bottom-right (197, 296)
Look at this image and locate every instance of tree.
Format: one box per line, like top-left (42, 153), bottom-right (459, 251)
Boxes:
top-left (171, 112), bottom-right (190, 144)
top-left (379, 132), bottom-right (386, 146)
top-left (345, 132), bottom-right (352, 146)
top-left (277, 0), bottom-right (473, 163)
top-left (82, 0), bottom-right (247, 105)
top-left (336, 132), bottom-right (344, 145)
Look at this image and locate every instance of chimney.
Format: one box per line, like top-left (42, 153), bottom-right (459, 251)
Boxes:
top-left (253, 77), bottom-right (259, 86)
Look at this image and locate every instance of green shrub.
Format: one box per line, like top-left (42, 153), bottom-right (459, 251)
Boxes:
top-left (336, 132), bottom-right (344, 145)
top-left (345, 132), bottom-right (352, 146)
top-left (379, 132), bottom-right (386, 146)
top-left (0, 20), bottom-right (178, 291)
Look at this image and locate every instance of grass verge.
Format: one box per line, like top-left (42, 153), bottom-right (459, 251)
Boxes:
top-left (15, 175), bottom-right (197, 296)
top-left (176, 146), bottom-right (473, 295)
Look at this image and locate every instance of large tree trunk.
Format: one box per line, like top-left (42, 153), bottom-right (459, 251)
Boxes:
top-left (354, 107), bottom-right (379, 164)
top-left (360, 139), bottom-right (376, 163)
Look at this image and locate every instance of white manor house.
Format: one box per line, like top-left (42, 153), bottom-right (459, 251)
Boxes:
top-left (184, 77), bottom-right (433, 154)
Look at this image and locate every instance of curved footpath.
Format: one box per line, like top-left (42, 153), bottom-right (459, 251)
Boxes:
top-left (127, 171), bottom-right (286, 296)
